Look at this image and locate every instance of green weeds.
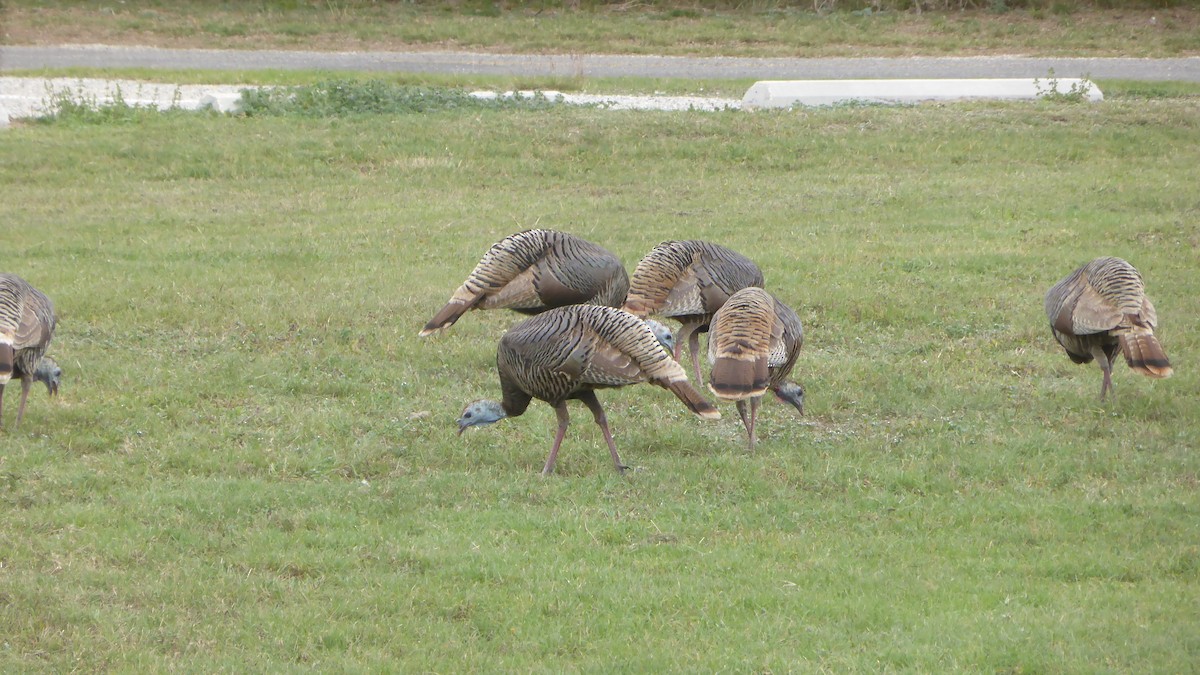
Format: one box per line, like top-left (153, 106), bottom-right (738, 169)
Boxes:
top-left (1033, 68), bottom-right (1097, 102)
top-left (237, 79), bottom-right (563, 117)
top-left (34, 83), bottom-right (185, 124)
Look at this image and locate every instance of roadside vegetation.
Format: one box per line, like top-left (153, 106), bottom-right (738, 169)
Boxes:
top-left (6, 0), bottom-right (1199, 58)
top-left (2, 77), bottom-right (1197, 670)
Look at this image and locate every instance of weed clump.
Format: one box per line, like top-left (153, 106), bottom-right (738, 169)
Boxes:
top-left (238, 79), bottom-right (562, 117)
top-left (35, 84), bottom-right (190, 124)
top-left (1034, 69), bottom-right (1096, 102)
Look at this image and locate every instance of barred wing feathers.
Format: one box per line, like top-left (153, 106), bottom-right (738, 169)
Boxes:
top-left (497, 305), bottom-right (718, 419)
top-left (421, 229), bottom-right (630, 336)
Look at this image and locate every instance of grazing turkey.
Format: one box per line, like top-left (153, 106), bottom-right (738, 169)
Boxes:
top-left (707, 287), bottom-right (804, 450)
top-left (456, 305), bottom-right (720, 476)
top-left (1045, 256), bottom-right (1172, 400)
top-left (420, 229), bottom-right (629, 336)
top-left (0, 274), bottom-right (61, 430)
top-left (622, 240), bottom-right (764, 383)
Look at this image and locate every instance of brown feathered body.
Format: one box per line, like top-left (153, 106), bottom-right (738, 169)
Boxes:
top-left (1045, 256), bottom-right (1172, 399)
top-left (707, 287), bottom-right (804, 449)
top-left (708, 288), bottom-right (776, 401)
top-left (421, 229), bottom-right (629, 336)
top-left (0, 274), bottom-right (58, 429)
top-left (459, 305), bottom-right (719, 475)
top-left (622, 240), bottom-right (764, 382)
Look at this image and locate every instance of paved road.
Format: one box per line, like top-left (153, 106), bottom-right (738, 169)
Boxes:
top-left (3, 44), bottom-right (1198, 81)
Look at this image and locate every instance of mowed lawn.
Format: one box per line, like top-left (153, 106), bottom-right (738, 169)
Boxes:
top-left (1, 93), bottom-right (1197, 670)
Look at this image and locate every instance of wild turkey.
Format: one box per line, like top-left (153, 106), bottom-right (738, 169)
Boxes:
top-left (0, 274), bottom-right (61, 430)
top-left (456, 305), bottom-right (720, 475)
top-left (1045, 256), bottom-right (1172, 400)
top-left (420, 229), bottom-right (630, 336)
top-left (622, 240), bottom-right (764, 383)
top-left (707, 287), bottom-right (805, 450)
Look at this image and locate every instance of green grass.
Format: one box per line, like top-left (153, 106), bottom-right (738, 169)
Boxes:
top-left (6, 0), bottom-right (1199, 58)
top-left (1, 87), bottom-right (1198, 670)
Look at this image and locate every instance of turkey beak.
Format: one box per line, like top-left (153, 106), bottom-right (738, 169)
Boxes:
top-left (775, 390), bottom-right (803, 416)
top-left (456, 418), bottom-right (469, 436)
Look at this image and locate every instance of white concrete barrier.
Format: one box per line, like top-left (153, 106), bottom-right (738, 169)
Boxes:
top-left (0, 77), bottom-right (255, 121)
top-left (199, 92), bottom-right (245, 113)
top-left (742, 78), bottom-right (1103, 109)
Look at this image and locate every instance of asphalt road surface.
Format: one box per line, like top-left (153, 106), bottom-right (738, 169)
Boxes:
top-left (3, 45), bottom-right (1198, 81)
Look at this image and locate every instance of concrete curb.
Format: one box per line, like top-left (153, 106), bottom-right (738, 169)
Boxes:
top-left (0, 77), bottom-right (252, 124)
top-left (742, 78), bottom-right (1103, 109)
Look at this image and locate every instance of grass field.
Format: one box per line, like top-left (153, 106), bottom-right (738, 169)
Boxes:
top-left (6, 0), bottom-right (1200, 58)
top-left (0, 83), bottom-right (1197, 670)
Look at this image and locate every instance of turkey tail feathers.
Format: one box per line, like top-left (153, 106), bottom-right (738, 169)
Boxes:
top-left (1120, 332), bottom-right (1173, 379)
top-left (708, 356), bottom-right (769, 401)
top-left (665, 380), bottom-right (722, 420)
top-left (0, 343), bottom-right (12, 383)
top-left (419, 298), bottom-right (475, 336)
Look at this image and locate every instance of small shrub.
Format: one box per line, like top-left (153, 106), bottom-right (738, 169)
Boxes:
top-left (1034, 69), bottom-right (1095, 102)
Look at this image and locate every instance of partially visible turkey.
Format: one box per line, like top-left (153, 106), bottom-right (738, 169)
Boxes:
top-left (707, 287), bottom-right (804, 450)
top-left (0, 274), bottom-right (61, 430)
top-left (420, 229), bottom-right (629, 336)
top-left (622, 239), bottom-right (764, 383)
